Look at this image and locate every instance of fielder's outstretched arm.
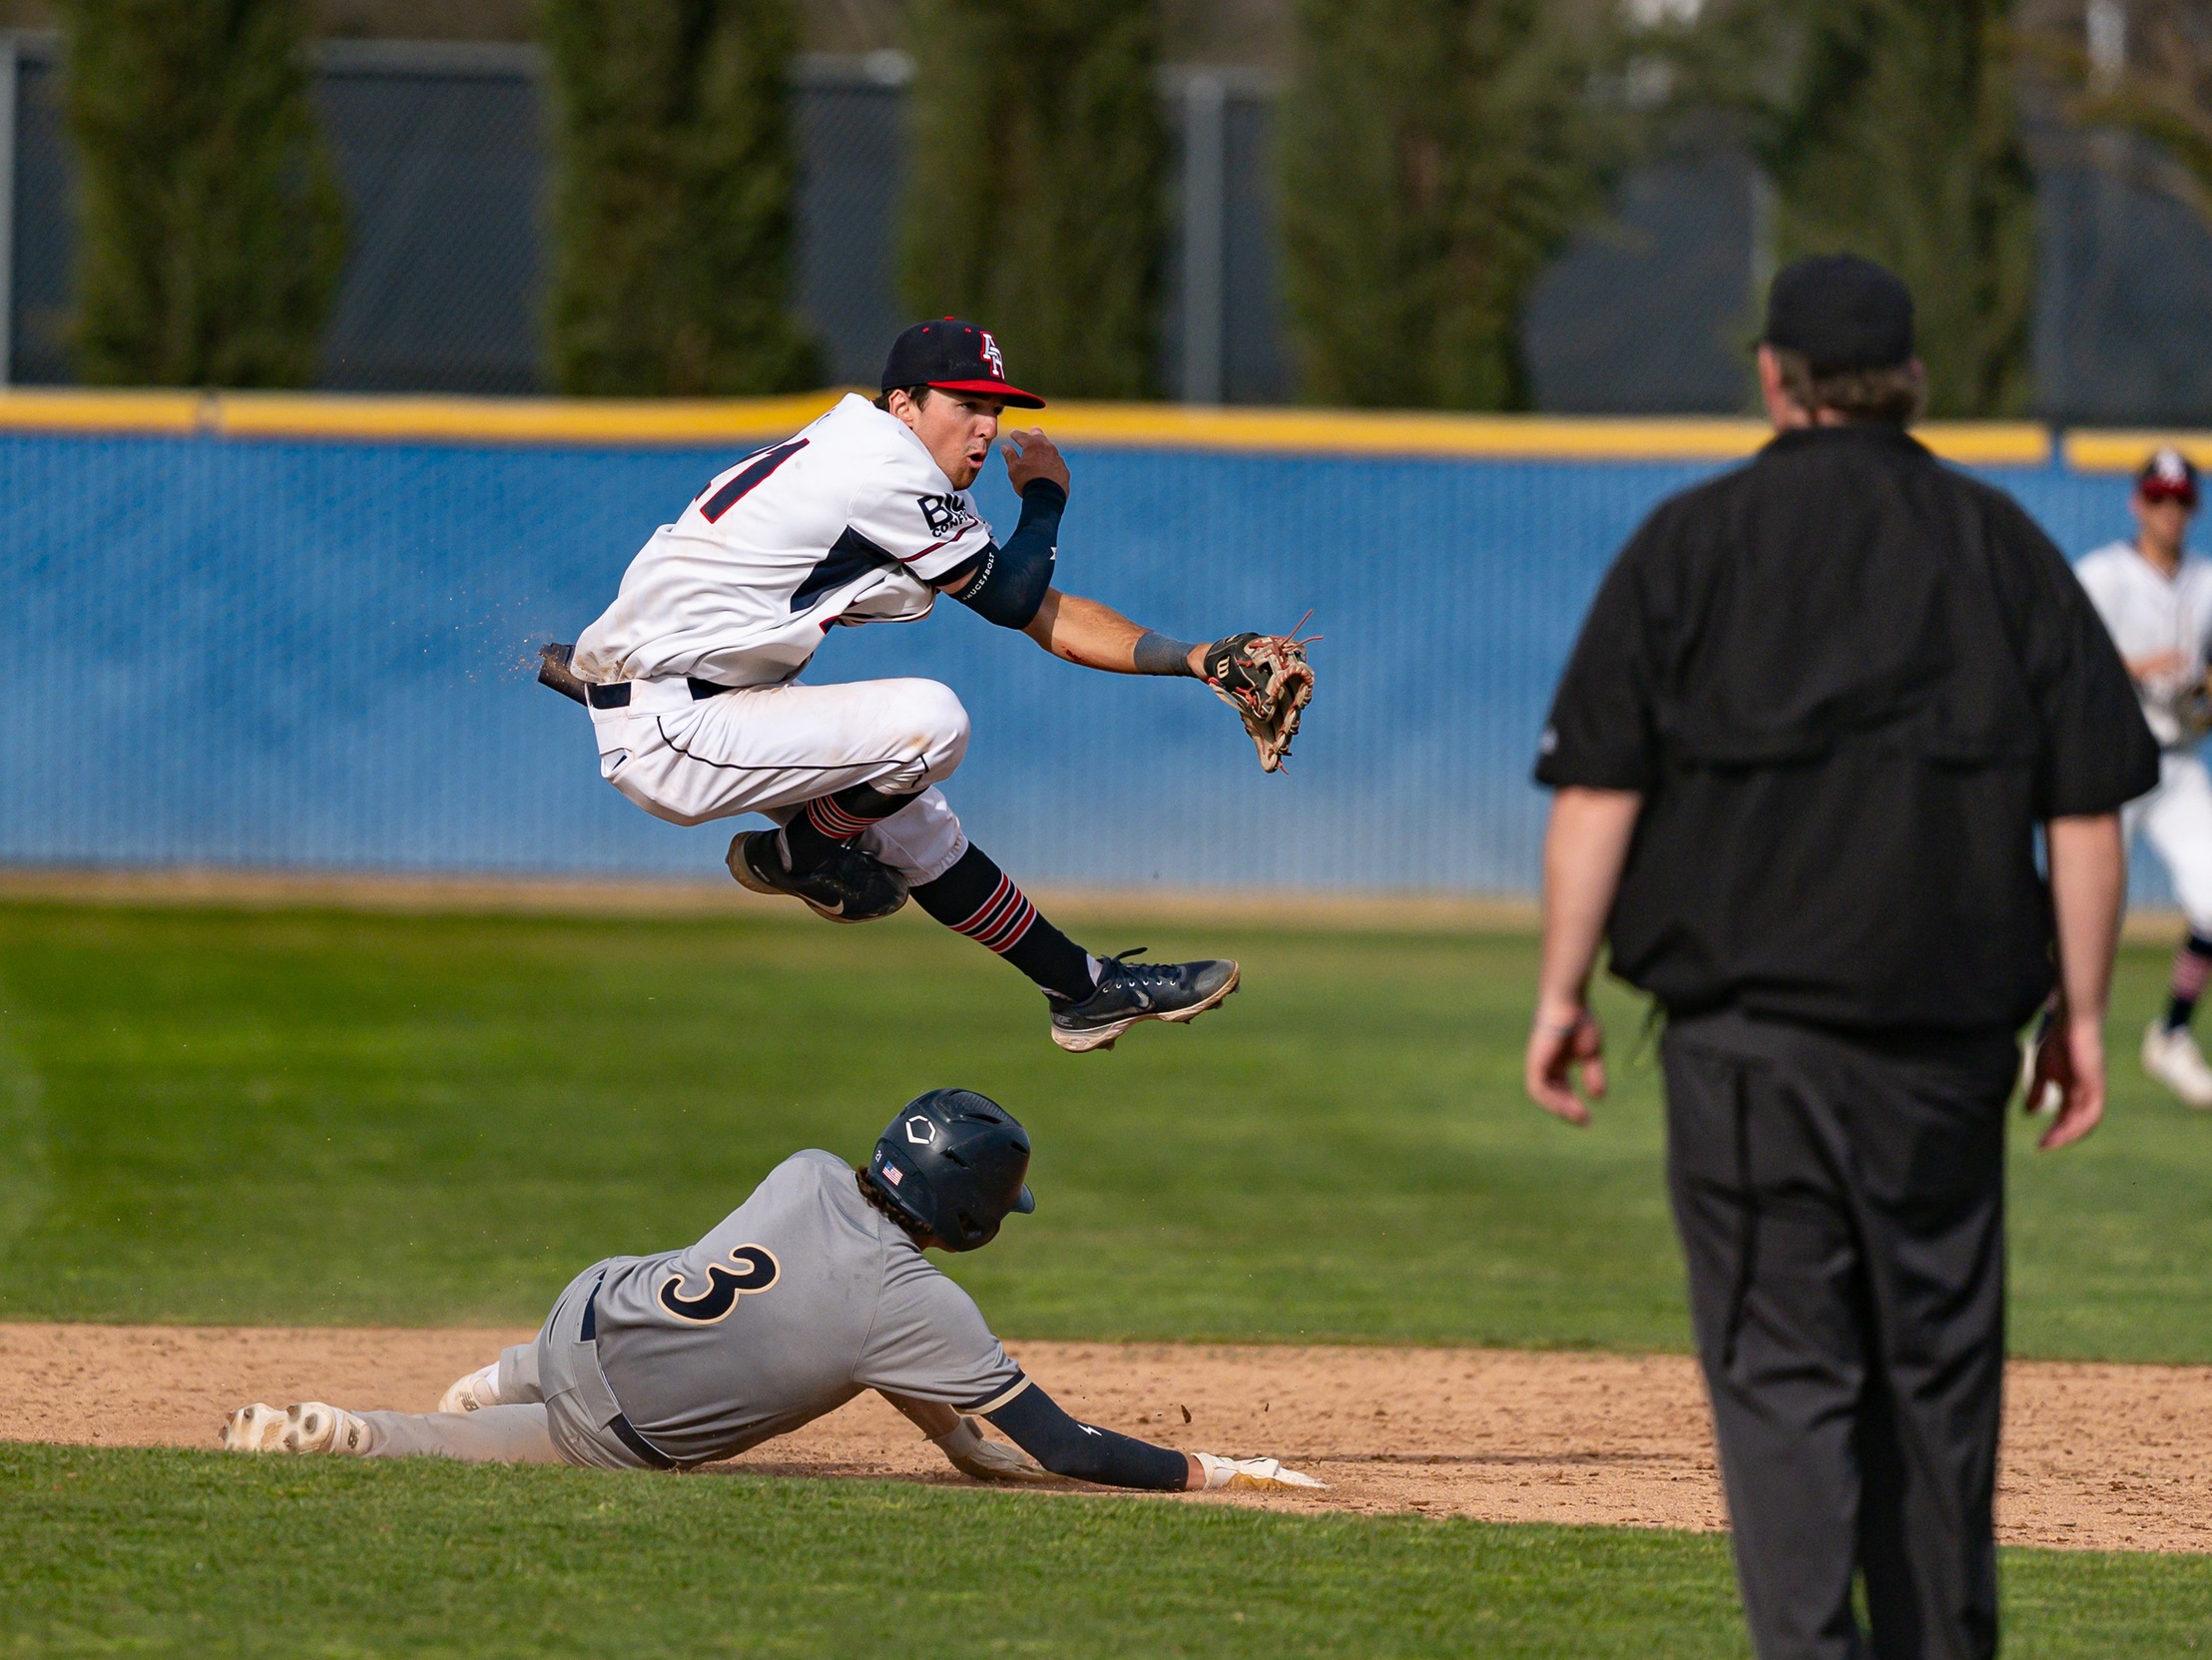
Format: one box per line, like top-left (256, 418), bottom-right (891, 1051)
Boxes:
top-left (929, 427), bottom-right (1208, 676)
top-left (931, 424), bottom-right (1317, 769)
top-left (1021, 587), bottom-right (1207, 676)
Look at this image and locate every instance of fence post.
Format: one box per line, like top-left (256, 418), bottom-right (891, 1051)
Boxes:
top-left (1178, 69), bottom-right (1226, 406)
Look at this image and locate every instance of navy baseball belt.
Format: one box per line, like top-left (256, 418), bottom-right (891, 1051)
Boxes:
top-left (535, 643), bottom-right (738, 714)
top-left (579, 1285), bottom-right (683, 1471)
top-left (585, 676), bottom-right (736, 712)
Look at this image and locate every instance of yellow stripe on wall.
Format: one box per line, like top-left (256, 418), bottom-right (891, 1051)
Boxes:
top-left (0, 389), bottom-right (211, 434)
top-left (213, 390), bottom-right (849, 445)
top-left (1032, 404), bottom-right (2051, 466)
top-left (0, 384), bottom-right (2052, 465)
top-left (0, 387), bottom-right (846, 445)
top-left (2063, 429), bottom-right (2212, 474)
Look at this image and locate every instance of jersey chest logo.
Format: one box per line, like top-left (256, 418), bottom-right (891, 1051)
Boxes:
top-left (657, 1244), bottom-right (781, 1325)
top-left (917, 493), bottom-right (980, 540)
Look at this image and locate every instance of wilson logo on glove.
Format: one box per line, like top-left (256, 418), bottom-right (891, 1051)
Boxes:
top-left (1203, 613), bottom-right (1321, 774)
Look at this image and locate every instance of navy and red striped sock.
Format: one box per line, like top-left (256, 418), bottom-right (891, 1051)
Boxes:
top-left (911, 845), bottom-right (1098, 1002)
top-left (2164, 931), bottom-right (2212, 1031)
top-left (781, 782), bottom-right (921, 873)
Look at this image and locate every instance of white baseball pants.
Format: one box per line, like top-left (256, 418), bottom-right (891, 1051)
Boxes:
top-left (588, 676), bottom-right (972, 885)
top-left (2124, 750), bottom-right (2212, 933)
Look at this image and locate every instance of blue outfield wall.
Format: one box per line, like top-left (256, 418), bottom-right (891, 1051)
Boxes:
top-left (0, 428), bottom-right (2175, 894)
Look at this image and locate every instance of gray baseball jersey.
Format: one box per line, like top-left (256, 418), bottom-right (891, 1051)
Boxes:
top-left (585, 1149), bottom-right (1027, 1466)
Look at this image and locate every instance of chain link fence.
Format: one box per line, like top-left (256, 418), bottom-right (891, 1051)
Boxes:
top-left (0, 420), bottom-right (2184, 903)
top-left (6, 36), bottom-right (2212, 417)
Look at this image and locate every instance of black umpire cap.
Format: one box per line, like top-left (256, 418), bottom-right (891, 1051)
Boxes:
top-left (1761, 255), bottom-right (1916, 374)
top-left (880, 318), bottom-right (1045, 409)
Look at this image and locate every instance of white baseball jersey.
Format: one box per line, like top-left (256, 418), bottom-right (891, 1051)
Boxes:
top-left (572, 395), bottom-right (997, 689)
top-left (2074, 540), bottom-right (2212, 747)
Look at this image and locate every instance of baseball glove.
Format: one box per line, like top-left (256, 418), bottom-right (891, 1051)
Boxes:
top-left (1203, 616), bottom-right (1318, 774)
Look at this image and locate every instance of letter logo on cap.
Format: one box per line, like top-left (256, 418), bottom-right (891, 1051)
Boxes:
top-left (979, 331), bottom-right (1006, 380)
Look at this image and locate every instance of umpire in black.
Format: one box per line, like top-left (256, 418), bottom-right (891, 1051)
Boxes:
top-left (1524, 255), bottom-right (2156, 1660)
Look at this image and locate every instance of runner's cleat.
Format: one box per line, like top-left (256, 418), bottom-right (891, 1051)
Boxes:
top-left (728, 830), bottom-right (908, 924)
top-left (220, 1402), bottom-right (289, 1452)
top-left (280, 1401), bottom-right (372, 1455)
top-left (438, 1362), bottom-right (503, 1415)
top-left (221, 1400), bottom-right (371, 1455)
top-left (2142, 1019), bottom-right (2212, 1109)
top-left (1049, 949), bottom-right (1240, 1053)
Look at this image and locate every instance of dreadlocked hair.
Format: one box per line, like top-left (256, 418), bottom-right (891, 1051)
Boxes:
top-left (855, 1167), bottom-right (932, 1246)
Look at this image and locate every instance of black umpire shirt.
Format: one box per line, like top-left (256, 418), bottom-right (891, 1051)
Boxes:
top-left (1536, 423), bottom-right (2158, 1034)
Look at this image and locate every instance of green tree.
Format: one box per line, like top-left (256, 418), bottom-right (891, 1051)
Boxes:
top-left (900, 0), bottom-right (1167, 399)
top-left (544, 0), bottom-right (821, 397)
top-left (2048, 0), bottom-right (2212, 227)
top-left (1738, 0), bottom-right (2037, 418)
top-left (1280, 0), bottom-right (1623, 411)
top-left (57, 0), bottom-right (347, 388)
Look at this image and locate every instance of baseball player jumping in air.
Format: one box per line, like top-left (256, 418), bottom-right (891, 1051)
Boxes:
top-left (221, 1090), bottom-right (1324, 1495)
top-left (2077, 447), bottom-right (2212, 1107)
top-left (537, 319), bottom-right (1313, 1053)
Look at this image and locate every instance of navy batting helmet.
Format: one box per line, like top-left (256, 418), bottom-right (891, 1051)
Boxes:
top-left (862, 1089), bottom-right (1034, 1252)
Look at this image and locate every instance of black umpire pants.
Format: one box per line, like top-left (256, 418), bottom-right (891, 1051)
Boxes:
top-left (1659, 1007), bottom-right (2018, 1660)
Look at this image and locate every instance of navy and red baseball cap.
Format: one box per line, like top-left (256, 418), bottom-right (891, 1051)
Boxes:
top-left (2138, 445), bottom-right (2200, 509)
top-left (880, 318), bottom-right (1045, 409)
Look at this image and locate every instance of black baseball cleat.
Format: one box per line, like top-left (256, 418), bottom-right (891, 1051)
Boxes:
top-left (727, 830), bottom-right (909, 924)
top-left (1049, 949), bottom-right (1241, 1053)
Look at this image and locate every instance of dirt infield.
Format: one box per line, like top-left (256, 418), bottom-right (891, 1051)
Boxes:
top-left (4, 1325), bottom-right (2207, 1552)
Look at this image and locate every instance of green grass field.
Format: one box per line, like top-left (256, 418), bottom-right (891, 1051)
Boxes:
top-left (3, 900), bottom-right (2210, 1656)
top-left (4, 1445), bottom-right (2207, 1660)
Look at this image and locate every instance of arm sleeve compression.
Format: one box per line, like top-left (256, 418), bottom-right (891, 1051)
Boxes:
top-left (937, 479), bottom-right (1064, 629)
top-left (985, 1380), bottom-right (1189, 1490)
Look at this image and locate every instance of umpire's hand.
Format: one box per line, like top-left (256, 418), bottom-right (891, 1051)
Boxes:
top-left (2023, 1009), bottom-right (2106, 1151)
top-left (2033, 814), bottom-right (2125, 1152)
top-left (1526, 1007), bottom-right (1607, 1126)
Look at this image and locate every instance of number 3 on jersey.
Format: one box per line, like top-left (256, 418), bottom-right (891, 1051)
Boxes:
top-left (657, 1244), bottom-right (781, 1324)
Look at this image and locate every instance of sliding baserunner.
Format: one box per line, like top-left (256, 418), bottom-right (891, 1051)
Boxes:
top-left (221, 1090), bottom-right (1323, 1496)
top-left (537, 319), bottom-right (1314, 1053)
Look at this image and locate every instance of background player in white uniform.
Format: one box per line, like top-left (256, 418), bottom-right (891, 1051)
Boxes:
top-left (2075, 447), bottom-right (2212, 1106)
top-left (542, 318), bottom-right (1302, 1054)
top-left (221, 1090), bottom-right (1323, 1496)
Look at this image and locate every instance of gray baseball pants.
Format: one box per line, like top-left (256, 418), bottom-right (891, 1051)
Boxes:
top-left (1660, 1007), bottom-right (2016, 1660)
top-left (357, 1260), bottom-right (656, 1469)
